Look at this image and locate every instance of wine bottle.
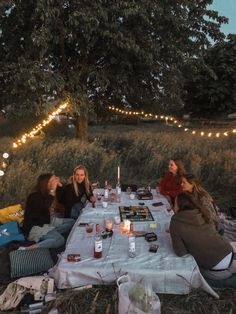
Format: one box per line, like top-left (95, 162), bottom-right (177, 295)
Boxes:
top-left (94, 236), bottom-right (102, 258)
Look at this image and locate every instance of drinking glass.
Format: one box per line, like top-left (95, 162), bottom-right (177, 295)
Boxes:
top-left (86, 223), bottom-right (94, 235)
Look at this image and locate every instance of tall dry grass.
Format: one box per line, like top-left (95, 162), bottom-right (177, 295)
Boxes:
top-left (0, 123), bottom-right (236, 208)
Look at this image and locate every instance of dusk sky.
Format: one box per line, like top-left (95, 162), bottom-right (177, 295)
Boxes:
top-left (210, 0), bottom-right (236, 36)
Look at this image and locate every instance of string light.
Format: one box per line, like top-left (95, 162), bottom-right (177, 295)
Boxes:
top-left (12, 101), bottom-right (68, 148)
top-left (108, 105), bottom-right (236, 138)
top-left (2, 153), bottom-right (9, 159)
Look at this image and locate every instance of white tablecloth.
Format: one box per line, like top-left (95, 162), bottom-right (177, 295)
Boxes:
top-left (50, 190), bottom-right (218, 298)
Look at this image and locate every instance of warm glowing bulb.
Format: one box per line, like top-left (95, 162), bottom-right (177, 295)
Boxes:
top-left (224, 132), bottom-right (228, 136)
top-left (208, 133), bottom-right (212, 137)
top-left (2, 153), bottom-right (9, 158)
top-left (201, 132), bottom-right (204, 136)
top-left (192, 131), bottom-right (196, 135)
top-left (216, 133), bottom-right (220, 137)
top-left (0, 170), bottom-right (4, 176)
top-left (13, 143), bottom-right (18, 148)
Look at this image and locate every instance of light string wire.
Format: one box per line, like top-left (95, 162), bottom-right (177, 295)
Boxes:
top-left (108, 105), bottom-right (236, 138)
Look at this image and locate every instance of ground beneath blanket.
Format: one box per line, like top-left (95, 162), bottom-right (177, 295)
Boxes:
top-left (0, 284), bottom-right (235, 314)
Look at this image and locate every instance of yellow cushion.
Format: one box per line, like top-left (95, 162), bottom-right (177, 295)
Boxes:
top-left (0, 204), bottom-right (24, 226)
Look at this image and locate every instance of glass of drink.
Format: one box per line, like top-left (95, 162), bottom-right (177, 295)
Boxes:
top-left (86, 223), bottom-right (94, 235)
top-left (105, 218), bottom-right (113, 231)
top-left (97, 193), bottom-right (102, 202)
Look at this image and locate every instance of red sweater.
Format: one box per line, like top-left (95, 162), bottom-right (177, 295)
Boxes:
top-left (159, 172), bottom-right (183, 202)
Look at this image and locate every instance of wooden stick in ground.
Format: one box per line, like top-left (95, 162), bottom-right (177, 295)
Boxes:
top-left (105, 303), bottom-right (111, 314)
top-left (113, 288), bottom-right (118, 314)
top-left (90, 291), bottom-right (100, 314)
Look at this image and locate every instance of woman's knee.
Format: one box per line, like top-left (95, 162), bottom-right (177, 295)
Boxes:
top-left (52, 233), bottom-right (65, 248)
top-left (39, 231), bottom-right (65, 249)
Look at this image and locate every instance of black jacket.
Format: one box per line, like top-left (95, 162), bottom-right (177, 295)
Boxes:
top-left (56, 182), bottom-right (93, 218)
top-left (22, 192), bottom-right (53, 237)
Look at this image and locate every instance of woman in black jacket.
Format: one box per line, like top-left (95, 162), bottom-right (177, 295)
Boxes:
top-left (23, 173), bottom-right (75, 249)
top-left (56, 165), bottom-right (96, 219)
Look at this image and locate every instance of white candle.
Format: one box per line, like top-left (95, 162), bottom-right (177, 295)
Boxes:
top-left (118, 166), bottom-right (120, 181)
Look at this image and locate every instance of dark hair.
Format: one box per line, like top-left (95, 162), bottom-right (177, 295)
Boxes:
top-left (171, 159), bottom-right (186, 176)
top-left (177, 192), bottom-right (210, 223)
top-left (32, 173), bottom-right (53, 195)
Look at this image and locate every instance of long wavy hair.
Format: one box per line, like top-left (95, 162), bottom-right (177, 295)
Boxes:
top-left (176, 192), bottom-right (210, 223)
top-left (182, 174), bottom-right (213, 201)
top-left (32, 173), bottom-right (52, 196)
top-left (171, 159), bottom-right (186, 176)
top-left (72, 165), bottom-right (90, 196)
top-left (167, 158), bottom-right (186, 183)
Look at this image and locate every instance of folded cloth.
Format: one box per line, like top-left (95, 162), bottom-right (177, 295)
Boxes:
top-left (28, 225), bottom-right (55, 243)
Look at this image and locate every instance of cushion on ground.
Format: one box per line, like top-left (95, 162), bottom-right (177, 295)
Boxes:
top-left (9, 248), bottom-right (54, 278)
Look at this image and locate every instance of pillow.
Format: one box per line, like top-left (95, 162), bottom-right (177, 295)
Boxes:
top-left (0, 221), bottom-right (25, 247)
top-left (0, 204), bottom-right (24, 226)
top-left (9, 248), bottom-right (54, 278)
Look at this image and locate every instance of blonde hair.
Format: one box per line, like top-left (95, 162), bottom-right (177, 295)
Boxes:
top-left (72, 165), bottom-right (90, 197)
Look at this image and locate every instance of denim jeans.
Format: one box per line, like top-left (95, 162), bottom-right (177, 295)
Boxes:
top-left (38, 218), bottom-right (75, 249)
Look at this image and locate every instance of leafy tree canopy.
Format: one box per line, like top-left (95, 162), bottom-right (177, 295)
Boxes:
top-left (184, 34), bottom-right (236, 118)
top-left (0, 0), bottom-right (227, 138)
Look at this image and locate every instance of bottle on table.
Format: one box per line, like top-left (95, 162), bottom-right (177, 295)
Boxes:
top-left (128, 234), bottom-right (136, 258)
top-left (104, 180), bottom-right (109, 200)
top-left (116, 180), bottom-right (121, 203)
top-left (94, 236), bottom-right (102, 258)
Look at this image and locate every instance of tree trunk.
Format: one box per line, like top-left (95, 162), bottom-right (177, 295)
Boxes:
top-left (75, 112), bottom-right (88, 141)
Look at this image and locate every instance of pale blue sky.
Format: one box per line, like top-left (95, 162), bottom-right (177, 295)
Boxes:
top-left (210, 0), bottom-right (236, 35)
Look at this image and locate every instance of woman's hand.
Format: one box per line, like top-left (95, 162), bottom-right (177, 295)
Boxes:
top-left (90, 195), bottom-right (96, 204)
top-left (48, 175), bottom-right (62, 193)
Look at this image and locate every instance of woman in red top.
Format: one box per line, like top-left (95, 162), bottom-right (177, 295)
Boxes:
top-left (158, 159), bottom-right (185, 204)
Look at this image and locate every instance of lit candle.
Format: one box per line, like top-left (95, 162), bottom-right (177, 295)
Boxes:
top-left (118, 166), bottom-right (120, 181)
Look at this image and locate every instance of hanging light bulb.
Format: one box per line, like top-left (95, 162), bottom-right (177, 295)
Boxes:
top-left (2, 153), bottom-right (9, 159)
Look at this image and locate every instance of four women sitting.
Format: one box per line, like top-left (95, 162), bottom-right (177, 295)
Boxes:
top-left (22, 159), bottom-right (234, 288)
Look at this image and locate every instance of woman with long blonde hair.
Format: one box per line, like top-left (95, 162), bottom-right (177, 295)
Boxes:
top-left (57, 165), bottom-right (96, 219)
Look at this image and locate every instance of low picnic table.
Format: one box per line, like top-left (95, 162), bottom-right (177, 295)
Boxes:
top-left (49, 190), bottom-right (218, 298)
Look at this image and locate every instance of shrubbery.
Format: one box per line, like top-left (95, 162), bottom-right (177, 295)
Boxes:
top-left (0, 125), bottom-right (236, 208)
